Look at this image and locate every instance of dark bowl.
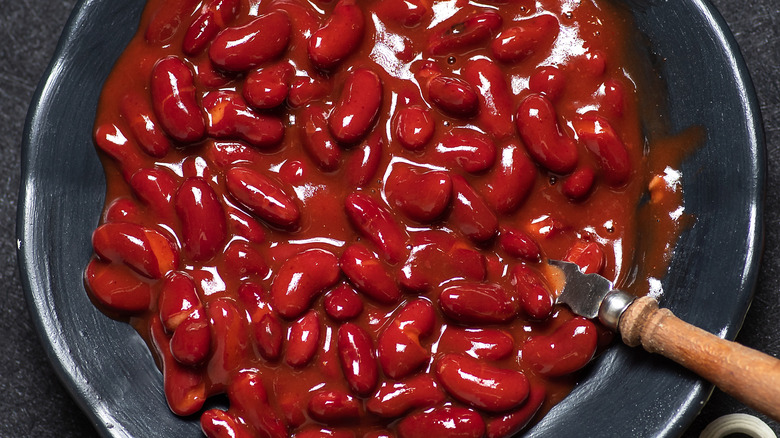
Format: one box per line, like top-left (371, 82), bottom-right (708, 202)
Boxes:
top-left (17, 0), bottom-right (764, 436)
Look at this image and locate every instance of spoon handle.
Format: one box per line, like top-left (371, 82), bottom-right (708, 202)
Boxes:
top-left (619, 296), bottom-right (780, 421)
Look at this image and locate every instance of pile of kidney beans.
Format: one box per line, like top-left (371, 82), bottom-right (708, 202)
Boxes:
top-left (84, 0), bottom-right (673, 436)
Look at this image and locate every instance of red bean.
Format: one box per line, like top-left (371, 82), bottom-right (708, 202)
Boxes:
top-left (344, 193), bottom-right (408, 264)
top-left (128, 168), bottom-right (177, 221)
top-left (344, 130), bottom-right (383, 187)
top-left (324, 284), bottom-right (364, 321)
top-left (92, 222), bottom-right (179, 279)
top-left (308, 390), bottom-right (361, 423)
top-left (377, 299), bottom-right (435, 379)
top-left (175, 177), bottom-right (226, 261)
top-left (225, 166), bottom-right (300, 229)
top-left (337, 323), bottom-right (378, 396)
top-left (397, 406), bottom-right (485, 438)
top-left (286, 310), bottom-right (321, 367)
top-left (288, 76), bottom-right (330, 108)
top-left (427, 9), bottom-right (502, 55)
top-left (202, 90), bottom-right (285, 148)
top-left (399, 231), bottom-right (486, 292)
top-left (222, 240), bottom-right (269, 279)
top-left (84, 258), bottom-right (152, 314)
top-left (449, 175), bottom-right (498, 243)
top-left (490, 14), bottom-right (559, 63)
top-left (209, 11), bottom-right (291, 72)
top-left (564, 240), bottom-right (604, 275)
top-left (94, 123), bottom-right (142, 181)
top-left (374, 0), bottom-right (429, 27)
top-left (158, 272), bottom-right (201, 332)
top-left (103, 197), bottom-right (141, 223)
top-left (227, 371), bottom-right (287, 438)
top-left (207, 298), bottom-right (250, 390)
top-left (516, 93), bottom-right (578, 174)
top-left (183, 0), bottom-right (241, 56)
top-left (145, 0), bottom-right (200, 44)
top-left (149, 317), bottom-right (206, 416)
top-left (255, 312), bottom-right (284, 361)
top-left (486, 385), bottom-right (546, 438)
top-left (439, 282), bottom-right (517, 324)
top-left (601, 79), bottom-right (626, 117)
top-left (385, 164), bottom-right (452, 223)
top-left (522, 317), bottom-right (598, 376)
top-left (394, 105), bottom-right (435, 151)
top-left (499, 227), bottom-right (541, 262)
top-left (439, 327), bottom-right (515, 360)
top-left (340, 244), bottom-right (401, 304)
top-left (428, 75), bottom-right (478, 118)
top-left (511, 264), bottom-right (553, 320)
top-left (227, 207), bottom-right (266, 244)
top-left (437, 353), bottom-right (530, 412)
top-left (562, 166), bottom-right (596, 200)
top-left (243, 62), bottom-right (294, 109)
top-left (434, 129), bottom-right (496, 174)
top-left (308, 0), bottom-right (365, 70)
top-left (478, 142), bottom-right (537, 214)
top-left (301, 104), bottom-right (341, 172)
top-left (271, 248), bottom-right (340, 319)
top-left (366, 375), bottom-right (445, 418)
top-left (573, 114), bottom-right (632, 185)
top-left (120, 93), bottom-right (171, 158)
top-left (170, 311), bottom-right (212, 366)
top-left (462, 58), bottom-right (514, 138)
top-left (295, 428), bottom-right (355, 438)
top-left (529, 65), bottom-right (566, 101)
top-left (329, 68), bottom-right (383, 144)
top-left (206, 141), bottom-right (261, 168)
top-left (194, 56), bottom-right (233, 89)
top-left (201, 409), bottom-right (255, 438)
top-left (151, 56), bottom-right (205, 144)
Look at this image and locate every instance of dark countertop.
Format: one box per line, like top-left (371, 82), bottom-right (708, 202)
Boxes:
top-left (1, 0), bottom-right (778, 436)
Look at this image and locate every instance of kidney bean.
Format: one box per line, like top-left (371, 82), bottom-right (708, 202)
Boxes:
top-left (437, 353), bottom-right (530, 412)
top-left (399, 231), bottom-right (486, 291)
top-left (377, 298), bottom-right (435, 379)
top-left (129, 168), bottom-right (178, 220)
top-left (491, 14), bottom-right (559, 63)
top-left (478, 142), bottom-right (537, 214)
top-left (367, 375), bottom-right (444, 418)
top-left (573, 114), bottom-right (632, 185)
top-left (85, 258), bottom-right (152, 314)
top-left (564, 240), bottom-right (604, 275)
top-left (324, 284), bottom-right (364, 321)
top-left (340, 244), bottom-right (401, 304)
top-left (151, 56), bottom-right (205, 144)
top-left (308, 0), bottom-right (365, 70)
top-left (209, 11), bottom-right (291, 72)
top-left (92, 222), bottom-right (179, 279)
top-left (562, 166), bottom-right (596, 200)
top-left (194, 56), bottom-right (233, 89)
top-left (207, 298), bottom-right (250, 390)
top-left (271, 248), bottom-right (340, 319)
top-left (94, 123), bottom-right (142, 181)
top-left (150, 317), bottom-right (206, 416)
top-left (288, 76), bottom-right (330, 108)
top-left (222, 240), bottom-right (269, 279)
top-left (253, 312), bottom-right (283, 361)
top-left (374, 0), bottom-right (428, 27)
top-left (439, 282), bottom-right (517, 324)
top-left (175, 177), bottom-right (226, 261)
top-left (439, 327), bottom-right (514, 360)
top-left (498, 227), bottom-right (540, 262)
top-left (243, 62), bottom-right (293, 109)
top-left (329, 68), bottom-right (383, 144)
top-left (201, 409), bottom-right (255, 438)
top-left (228, 371), bottom-right (287, 438)
top-left (158, 272), bottom-right (201, 332)
top-left (285, 310), bottom-right (321, 367)
top-left (184, 0), bottom-right (240, 55)
top-left (397, 406), bottom-right (485, 438)
top-left (145, 0), bottom-right (200, 44)
top-left (529, 66), bottom-right (566, 101)
top-left (344, 193), bottom-right (407, 264)
top-left (103, 198), bottom-right (141, 224)
top-left (522, 317), bottom-right (598, 376)
top-left (295, 428), bottom-right (355, 438)
top-left (516, 93), bottom-right (579, 174)
top-left (170, 311), bottom-right (212, 366)
top-left (337, 323), bottom-right (378, 396)
top-left (448, 175), bottom-right (498, 243)
top-left (278, 390), bottom-right (307, 429)
top-left (227, 207), bottom-right (266, 244)
top-left (599, 79), bottom-right (625, 118)
top-left (576, 50), bottom-right (607, 77)
top-left (394, 105), bottom-right (435, 151)
top-left (385, 165), bottom-right (452, 223)
top-left (308, 389), bottom-right (361, 423)
top-left (459, 58), bottom-right (514, 138)
top-left (202, 90), bottom-right (285, 148)
top-left (434, 129), bottom-right (496, 174)
top-left (364, 431), bottom-right (395, 438)
top-left (344, 131), bottom-right (383, 187)
top-left (225, 166), bottom-right (300, 229)
top-left (207, 141), bottom-right (260, 168)
top-left (301, 104), bottom-right (341, 172)
top-left (427, 75), bottom-right (478, 118)
top-left (427, 9), bottom-right (502, 55)
top-left (119, 93), bottom-right (171, 158)
top-left (511, 264), bottom-right (553, 320)
top-left (486, 385), bottom-right (546, 438)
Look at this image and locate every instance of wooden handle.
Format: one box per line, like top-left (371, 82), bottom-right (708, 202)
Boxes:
top-left (619, 296), bottom-right (780, 421)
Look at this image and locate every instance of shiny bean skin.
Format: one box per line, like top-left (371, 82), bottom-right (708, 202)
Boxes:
top-left (344, 193), bottom-right (408, 264)
top-left (91, 222), bottom-right (179, 279)
top-left (394, 105), bottom-right (435, 151)
top-left (301, 104), bottom-right (341, 171)
top-left (209, 11), bottom-right (291, 72)
top-left (490, 14), bottom-right (559, 63)
top-left (434, 129), bottom-right (497, 174)
top-left (202, 90), bottom-right (285, 148)
top-left (516, 93), bottom-right (578, 174)
top-left (175, 177), bottom-right (227, 262)
top-left (462, 58), bottom-right (514, 138)
top-left (436, 353), bottom-right (530, 412)
top-left (337, 323), bottom-right (379, 396)
top-left (427, 75), bottom-right (479, 118)
top-left (129, 167), bottom-right (178, 220)
top-left (439, 282), bottom-right (517, 324)
top-left (225, 166), bottom-right (300, 229)
top-left (477, 142), bottom-right (537, 214)
top-left (243, 62), bottom-right (294, 109)
top-left (340, 244), bottom-right (401, 304)
top-left (562, 166), bottom-right (597, 200)
top-left (573, 114), bottom-right (632, 185)
top-left (377, 299), bottom-right (435, 379)
top-left (151, 56), bottom-right (205, 144)
top-left (207, 298), bottom-right (250, 390)
top-left (308, 0), bottom-right (365, 70)
top-left (158, 271), bottom-right (202, 332)
top-left (366, 375), bottom-right (445, 418)
top-left (397, 406), bottom-right (485, 438)
top-left (521, 317), bottom-right (598, 377)
top-left (486, 385), bottom-right (546, 438)
top-left (228, 370), bottom-right (287, 438)
top-left (255, 312), bottom-right (284, 361)
top-left (439, 327), bottom-right (515, 360)
top-left (85, 258), bottom-right (152, 314)
top-left (271, 248), bottom-right (341, 319)
top-left (324, 284), bottom-right (364, 321)
top-left (449, 175), bottom-right (499, 243)
top-left (201, 409), bottom-right (255, 438)
top-left (385, 164), bottom-right (452, 223)
top-left (286, 310), bottom-right (321, 367)
top-left (329, 68), bottom-right (383, 144)
top-left (344, 131), bottom-right (383, 187)
top-left (170, 311), bottom-right (212, 366)
top-left (564, 240), bottom-right (604, 275)
top-left (510, 264), bottom-right (553, 320)
top-left (427, 9), bottom-right (502, 55)
top-left (150, 317), bottom-right (206, 416)
top-left (145, 0), bottom-right (200, 44)
top-left (183, 0), bottom-right (241, 56)
top-left (120, 93), bottom-right (171, 158)
top-left (498, 227), bottom-right (541, 262)
top-left (308, 390), bottom-right (361, 423)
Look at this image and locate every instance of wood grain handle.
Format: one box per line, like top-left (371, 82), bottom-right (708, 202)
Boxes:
top-left (619, 296), bottom-right (780, 421)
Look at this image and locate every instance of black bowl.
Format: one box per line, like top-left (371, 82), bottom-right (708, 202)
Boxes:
top-left (17, 0), bottom-right (764, 436)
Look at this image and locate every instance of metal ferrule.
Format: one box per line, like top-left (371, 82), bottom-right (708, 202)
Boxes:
top-left (598, 290), bottom-right (636, 331)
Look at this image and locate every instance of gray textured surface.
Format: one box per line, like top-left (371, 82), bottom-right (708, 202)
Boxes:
top-left (1, 0), bottom-right (778, 436)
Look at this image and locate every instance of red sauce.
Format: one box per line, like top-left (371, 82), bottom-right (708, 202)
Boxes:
top-left (85, 0), bottom-right (687, 436)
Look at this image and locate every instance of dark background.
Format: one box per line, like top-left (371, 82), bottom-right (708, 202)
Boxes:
top-left (1, 0), bottom-right (778, 436)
